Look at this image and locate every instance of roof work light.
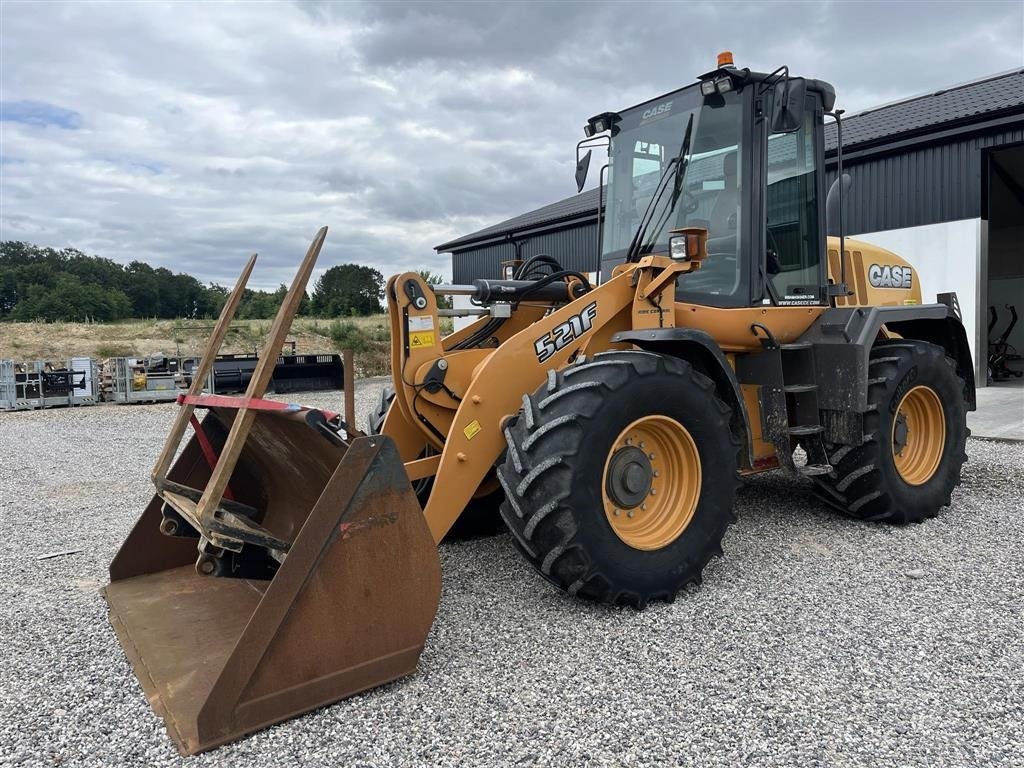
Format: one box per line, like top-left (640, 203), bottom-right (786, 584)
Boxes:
top-left (583, 111), bottom-right (621, 137)
top-left (699, 51), bottom-right (739, 96)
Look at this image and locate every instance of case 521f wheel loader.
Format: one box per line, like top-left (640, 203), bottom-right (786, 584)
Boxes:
top-left (103, 53), bottom-right (975, 754)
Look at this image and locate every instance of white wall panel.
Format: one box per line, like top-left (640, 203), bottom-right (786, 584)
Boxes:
top-left (854, 218), bottom-right (982, 382)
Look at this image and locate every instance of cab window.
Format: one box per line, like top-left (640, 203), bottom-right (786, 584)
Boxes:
top-left (765, 96), bottom-right (822, 304)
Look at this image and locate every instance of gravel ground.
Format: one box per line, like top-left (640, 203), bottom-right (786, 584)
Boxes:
top-left (1, 383), bottom-right (1022, 767)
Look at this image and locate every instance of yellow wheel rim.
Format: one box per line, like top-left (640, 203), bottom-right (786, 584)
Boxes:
top-left (602, 415), bottom-right (701, 551)
top-left (891, 385), bottom-right (945, 486)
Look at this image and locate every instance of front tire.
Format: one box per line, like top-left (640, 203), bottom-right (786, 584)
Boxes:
top-left (813, 340), bottom-right (968, 523)
top-left (498, 351), bottom-right (740, 608)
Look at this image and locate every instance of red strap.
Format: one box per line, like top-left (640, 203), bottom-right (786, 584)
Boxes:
top-left (189, 414), bottom-right (234, 501)
top-left (178, 393), bottom-right (337, 421)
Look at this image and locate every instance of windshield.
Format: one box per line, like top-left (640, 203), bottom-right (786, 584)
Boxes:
top-left (602, 86), bottom-right (747, 302)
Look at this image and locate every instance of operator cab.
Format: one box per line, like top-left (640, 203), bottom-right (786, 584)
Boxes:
top-left (583, 53), bottom-right (836, 308)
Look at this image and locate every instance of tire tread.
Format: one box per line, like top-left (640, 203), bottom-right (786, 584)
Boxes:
top-left (812, 340), bottom-right (968, 524)
top-left (499, 351), bottom-right (740, 607)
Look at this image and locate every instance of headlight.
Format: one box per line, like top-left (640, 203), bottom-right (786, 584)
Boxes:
top-left (669, 234), bottom-right (690, 261)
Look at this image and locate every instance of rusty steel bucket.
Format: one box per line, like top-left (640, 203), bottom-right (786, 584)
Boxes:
top-left (104, 405), bottom-right (441, 755)
top-left (102, 230), bottom-right (441, 754)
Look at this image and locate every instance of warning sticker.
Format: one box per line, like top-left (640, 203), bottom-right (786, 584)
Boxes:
top-left (410, 331), bottom-right (435, 348)
top-left (408, 316), bottom-right (433, 332)
top-left (463, 419), bottom-right (482, 440)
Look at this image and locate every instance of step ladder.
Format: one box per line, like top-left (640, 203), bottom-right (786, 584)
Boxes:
top-left (779, 343), bottom-right (832, 476)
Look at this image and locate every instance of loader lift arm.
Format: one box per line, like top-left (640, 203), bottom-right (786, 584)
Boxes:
top-left (382, 255), bottom-right (703, 542)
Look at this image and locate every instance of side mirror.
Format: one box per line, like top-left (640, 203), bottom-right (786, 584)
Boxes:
top-left (825, 173), bottom-right (852, 236)
top-left (771, 76), bottom-right (806, 133)
top-left (575, 149), bottom-right (592, 193)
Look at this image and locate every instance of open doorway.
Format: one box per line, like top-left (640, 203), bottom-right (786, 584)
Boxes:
top-left (984, 144), bottom-right (1024, 387)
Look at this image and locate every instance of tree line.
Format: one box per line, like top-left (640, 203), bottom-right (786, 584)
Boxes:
top-left (0, 241), bottom-right (401, 322)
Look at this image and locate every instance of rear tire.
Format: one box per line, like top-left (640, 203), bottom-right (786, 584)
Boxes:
top-left (813, 340), bottom-right (968, 523)
top-left (366, 385), bottom-right (504, 539)
top-left (498, 351), bottom-right (740, 608)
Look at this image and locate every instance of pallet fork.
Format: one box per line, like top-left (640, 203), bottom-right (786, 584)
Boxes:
top-left (103, 228), bottom-right (441, 754)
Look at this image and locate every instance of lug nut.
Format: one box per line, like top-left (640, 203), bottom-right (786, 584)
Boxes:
top-left (649, 488), bottom-right (657, 496)
top-left (627, 510), bottom-right (635, 518)
top-left (612, 508), bottom-right (620, 516)
top-left (649, 453), bottom-right (656, 460)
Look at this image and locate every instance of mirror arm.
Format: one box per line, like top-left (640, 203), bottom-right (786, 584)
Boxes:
top-left (757, 65), bottom-right (789, 96)
top-left (825, 109), bottom-right (849, 301)
top-left (596, 162), bottom-right (610, 280)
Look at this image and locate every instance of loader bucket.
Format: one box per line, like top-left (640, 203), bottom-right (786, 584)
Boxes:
top-left (103, 404), bottom-right (441, 754)
top-left (103, 230), bottom-right (440, 753)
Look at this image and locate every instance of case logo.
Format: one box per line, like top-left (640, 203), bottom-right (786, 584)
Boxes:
top-left (868, 263), bottom-right (913, 289)
top-left (534, 302), bottom-right (598, 363)
top-left (641, 101), bottom-right (673, 121)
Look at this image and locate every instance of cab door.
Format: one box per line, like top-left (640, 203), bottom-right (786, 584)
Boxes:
top-left (757, 91), bottom-right (828, 306)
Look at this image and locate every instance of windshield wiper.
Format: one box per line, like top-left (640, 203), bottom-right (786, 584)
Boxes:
top-left (625, 113), bottom-right (695, 263)
top-left (641, 115), bottom-right (696, 256)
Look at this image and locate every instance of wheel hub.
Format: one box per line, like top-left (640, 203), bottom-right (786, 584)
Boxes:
top-left (601, 415), bottom-right (702, 551)
top-left (891, 385), bottom-right (945, 486)
top-left (606, 446), bottom-right (653, 509)
top-left (893, 413), bottom-right (909, 454)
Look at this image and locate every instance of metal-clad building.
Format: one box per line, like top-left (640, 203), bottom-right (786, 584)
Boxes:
top-left (436, 70), bottom-right (1024, 383)
top-left (437, 187), bottom-right (603, 284)
top-left (821, 70), bottom-right (1024, 231)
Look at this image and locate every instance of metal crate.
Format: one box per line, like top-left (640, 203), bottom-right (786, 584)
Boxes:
top-left (0, 359), bottom-right (16, 410)
top-left (0, 359), bottom-right (99, 411)
top-left (106, 357), bottom-right (183, 404)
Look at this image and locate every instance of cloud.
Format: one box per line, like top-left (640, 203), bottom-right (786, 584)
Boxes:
top-left (1, 0), bottom-right (1021, 289)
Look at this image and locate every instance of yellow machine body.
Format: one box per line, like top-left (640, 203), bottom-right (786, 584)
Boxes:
top-left (380, 235), bottom-right (923, 541)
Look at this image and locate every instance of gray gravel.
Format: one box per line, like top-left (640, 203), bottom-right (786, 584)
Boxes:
top-left (1, 384), bottom-right (1022, 767)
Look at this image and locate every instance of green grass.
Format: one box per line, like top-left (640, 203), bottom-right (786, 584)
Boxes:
top-left (327, 319), bottom-right (392, 375)
top-left (95, 343), bottom-right (139, 359)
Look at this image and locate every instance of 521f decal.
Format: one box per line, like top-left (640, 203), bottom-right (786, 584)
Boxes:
top-left (534, 301), bottom-right (598, 363)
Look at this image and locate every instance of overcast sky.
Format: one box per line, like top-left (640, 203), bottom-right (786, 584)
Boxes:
top-left (2, 0), bottom-right (1022, 289)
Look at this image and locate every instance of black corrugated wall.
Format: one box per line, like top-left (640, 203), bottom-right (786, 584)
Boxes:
top-left (452, 222), bottom-right (601, 283)
top-left (826, 126), bottom-right (1024, 234)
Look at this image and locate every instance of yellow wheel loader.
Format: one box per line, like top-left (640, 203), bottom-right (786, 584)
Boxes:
top-left (103, 54), bottom-right (974, 754)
